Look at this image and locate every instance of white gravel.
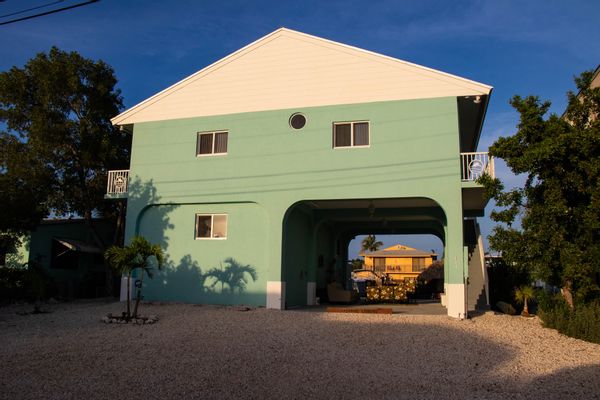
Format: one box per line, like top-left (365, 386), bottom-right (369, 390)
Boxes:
top-left (1, 299), bottom-right (599, 400)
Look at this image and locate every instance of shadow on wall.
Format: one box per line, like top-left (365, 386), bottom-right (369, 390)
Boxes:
top-left (158, 256), bottom-right (260, 305)
top-left (205, 257), bottom-right (257, 295)
top-left (127, 177), bottom-right (178, 253)
top-left (128, 178), bottom-right (261, 305)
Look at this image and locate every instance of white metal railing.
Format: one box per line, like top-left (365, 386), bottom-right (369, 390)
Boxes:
top-left (461, 152), bottom-right (494, 181)
top-left (107, 170), bottom-right (129, 195)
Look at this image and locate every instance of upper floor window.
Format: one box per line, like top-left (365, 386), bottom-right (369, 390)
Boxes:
top-left (333, 121), bottom-right (369, 148)
top-left (373, 257), bottom-right (385, 273)
top-left (195, 214), bottom-right (228, 240)
top-left (412, 257), bottom-right (426, 272)
top-left (197, 131), bottom-right (228, 156)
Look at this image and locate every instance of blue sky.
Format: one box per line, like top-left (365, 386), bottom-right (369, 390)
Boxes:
top-left (1, 0), bottom-right (599, 257)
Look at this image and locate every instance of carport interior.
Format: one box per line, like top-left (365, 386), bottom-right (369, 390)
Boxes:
top-left (282, 198), bottom-right (447, 308)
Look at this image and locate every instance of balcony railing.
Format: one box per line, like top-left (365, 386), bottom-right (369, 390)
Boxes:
top-left (106, 170), bottom-right (129, 195)
top-left (461, 152), bottom-right (494, 181)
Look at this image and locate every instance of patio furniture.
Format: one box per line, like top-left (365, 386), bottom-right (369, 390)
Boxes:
top-left (327, 282), bottom-right (359, 303)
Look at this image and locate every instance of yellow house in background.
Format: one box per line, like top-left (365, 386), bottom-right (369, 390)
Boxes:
top-left (362, 244), bottom-right (437, 281)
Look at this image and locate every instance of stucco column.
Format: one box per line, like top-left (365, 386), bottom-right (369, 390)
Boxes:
top-left (265, 202), bottom-right (289, 309)
top-left (444, 206), bottom-right (467, 319)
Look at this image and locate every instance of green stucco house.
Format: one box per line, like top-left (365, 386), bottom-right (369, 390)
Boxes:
top-left (107, 28), bottom-right (494, 318)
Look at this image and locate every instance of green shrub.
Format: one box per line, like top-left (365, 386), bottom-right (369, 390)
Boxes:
top-left (0, 264), bottom-right (52, 303)
top-left (538, 292), bottom-right (600, 344)
top-left (0, 267), bottom-right (29, 301)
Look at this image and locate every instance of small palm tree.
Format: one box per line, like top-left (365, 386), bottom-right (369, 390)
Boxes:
top-left (514, 285), bottom-right (535, 317)
top-left (105, 236), bottom-right (164, 319)
top-left (361, 235), bottom-right (383, 253)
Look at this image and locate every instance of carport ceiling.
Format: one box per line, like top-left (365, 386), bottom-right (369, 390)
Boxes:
top-left (306, 198), bottom-right (439, 210)
top-left (304, 198), bottom-right (444, 224)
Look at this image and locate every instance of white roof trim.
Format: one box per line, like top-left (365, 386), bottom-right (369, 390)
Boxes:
top-left (112, 27), bottom-right (492, 126)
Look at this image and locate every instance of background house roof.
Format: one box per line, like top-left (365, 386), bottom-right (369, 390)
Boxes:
top-left (112, 27), bottom-right (492, 126)
top-left (363, 244), bottom-right (437, 258)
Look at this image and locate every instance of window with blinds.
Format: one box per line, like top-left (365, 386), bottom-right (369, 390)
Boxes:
top-left (333, 121), bottom-right (369, 148)
top-left (197, 131), bottom-right (228, 156)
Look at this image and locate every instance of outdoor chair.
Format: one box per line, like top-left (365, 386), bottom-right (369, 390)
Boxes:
top-left (327, 282), bottom-right (359, 304)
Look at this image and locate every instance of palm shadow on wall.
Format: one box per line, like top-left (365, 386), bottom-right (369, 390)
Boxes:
top-left (158, 256), bottom-right (258, 303)
top-left (127, 178), bottom-right (259, 303)
top-left (155, 255), bottom-right (260, 305)
top-left (204, 257), bottom-right (258, 295)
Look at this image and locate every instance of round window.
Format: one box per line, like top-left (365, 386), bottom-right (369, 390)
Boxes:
top-left (289, 113), bottom-right (306, 130)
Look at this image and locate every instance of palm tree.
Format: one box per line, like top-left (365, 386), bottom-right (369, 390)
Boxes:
top-left (105, 236), bottom-right (164, 319)
top-left (514, 285), bottom-right (535, 317)
top-left (361, 235), bottom-right (383, 253)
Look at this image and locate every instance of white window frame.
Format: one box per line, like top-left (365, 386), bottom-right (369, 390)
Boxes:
top-left (196, 130), bottom-right (228, 157)
top-left (195, 213), bottom-right (228, 240)
top-left (332, 120), bottom-right (370, 149)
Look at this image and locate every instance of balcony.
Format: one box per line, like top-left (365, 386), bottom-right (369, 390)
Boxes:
top-left (461, 152), bottom-right (494, 216)
top-left (461, 152), bottom-right (494, 181)
top-left (106, 170), bottom-right (129, 198)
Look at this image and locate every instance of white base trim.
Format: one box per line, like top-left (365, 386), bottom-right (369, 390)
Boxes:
top-left (446, 283), bottom-right (467, 319)
top-left (266, 281), bottom-right (286, 309)
top-left (306, 282), bottom-right (316, 306)
top-left (119, 276), bottom-right (133, 302)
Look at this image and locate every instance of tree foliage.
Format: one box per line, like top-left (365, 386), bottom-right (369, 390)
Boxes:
top-left (0, 47), bottom-right (130, 249)
top-left (514, 285), bottom-right (535, 316)
top-left (349, 258), bottom-right (364, 270)
top-left (104, 236), bottom-right (164, 319)
top-left (361, 234), bottom-right (383, 252)
top-left (482, 70), bottom-right (600, 306)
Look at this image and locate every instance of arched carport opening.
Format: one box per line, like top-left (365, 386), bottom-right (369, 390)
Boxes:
top-left (281, 197), bottom-right (447, 308)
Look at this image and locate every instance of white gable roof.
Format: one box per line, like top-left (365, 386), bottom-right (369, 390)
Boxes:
top-left (112, 28), bottom-right (492, 125)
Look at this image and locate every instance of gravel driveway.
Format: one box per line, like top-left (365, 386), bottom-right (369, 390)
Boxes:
top-left (1, 300), bottom-right (599, 400)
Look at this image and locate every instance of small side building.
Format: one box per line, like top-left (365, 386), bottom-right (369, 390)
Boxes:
top-left (23, 219), bottom-right (115, 299)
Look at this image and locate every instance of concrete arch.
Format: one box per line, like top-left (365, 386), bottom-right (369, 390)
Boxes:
top-left (281, 196), bottom-right (450, 308)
